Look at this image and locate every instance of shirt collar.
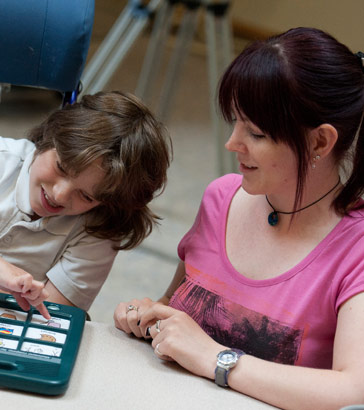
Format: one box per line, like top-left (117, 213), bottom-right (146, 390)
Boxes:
top-left (15, 150), bottom-right (34, 216)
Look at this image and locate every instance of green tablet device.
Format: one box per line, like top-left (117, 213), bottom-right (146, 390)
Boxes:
top-left (0, 293), bottom-right (86, 395)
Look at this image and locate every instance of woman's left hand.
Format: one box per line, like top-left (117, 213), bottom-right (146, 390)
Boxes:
top-left (139, 304), bottom-right (225, 380)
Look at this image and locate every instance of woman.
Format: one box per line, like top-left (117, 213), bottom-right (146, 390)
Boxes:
top-left (114, 28), bottom-right (364, 409)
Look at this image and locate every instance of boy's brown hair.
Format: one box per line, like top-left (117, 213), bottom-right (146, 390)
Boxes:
top-left (29, 91), bottom-right (172, 250)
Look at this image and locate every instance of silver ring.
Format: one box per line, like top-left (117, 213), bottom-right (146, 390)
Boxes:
top-left (126, 304), bottom-right (138, 313)
top-left (155, 343), bottom-right (162, 356)
top-left (155, 319), bottom-right (161, 333)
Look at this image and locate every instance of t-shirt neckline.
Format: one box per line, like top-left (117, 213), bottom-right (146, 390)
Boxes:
top-left (220, 175), bottom-right (350, 287)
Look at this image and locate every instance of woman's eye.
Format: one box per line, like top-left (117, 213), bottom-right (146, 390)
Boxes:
top-left (248, 127), bottom-right (265, 139)
top-left (251, 133), bottom-right (265, 139)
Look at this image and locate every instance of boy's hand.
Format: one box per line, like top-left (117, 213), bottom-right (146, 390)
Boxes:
top-left (0, 259), bottom-right (51, 319)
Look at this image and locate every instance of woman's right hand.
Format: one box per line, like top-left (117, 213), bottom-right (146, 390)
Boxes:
top-left (114, 297), bottom-right (167, 338)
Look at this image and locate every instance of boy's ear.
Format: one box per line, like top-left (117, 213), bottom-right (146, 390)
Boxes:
top-left (309, 124), bottom-right (338, 158)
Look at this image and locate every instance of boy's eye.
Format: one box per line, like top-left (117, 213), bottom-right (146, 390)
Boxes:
top-left (56, 161), bottom-right (66, 174)
top-left (80, 192), bottom-right (94, 203)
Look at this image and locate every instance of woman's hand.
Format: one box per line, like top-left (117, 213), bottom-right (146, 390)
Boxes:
top-left (139, 304), bottom-right (225, 380)
top-left (114, 297), bottom-right (166, 338)
top-left (0, 258), bottom-right (50, 319)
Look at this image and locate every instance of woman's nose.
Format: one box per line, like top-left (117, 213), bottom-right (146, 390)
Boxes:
top-left (225, 136), bottom-right (235, 152)
top-left (225, 129), bottom-right (247, 153)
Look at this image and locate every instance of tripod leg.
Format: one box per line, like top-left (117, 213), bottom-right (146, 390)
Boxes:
top-left (81, 3), bottom-right (135, 95)
top-left (157, 3), bottom-right (201, 120)
top-left (0, 83), bottom-right (11, 103)
top-left (81, 0), bottom-right (161, 96)
top-left (205, 2), bottom-right (234, 175)
top-left (219, 5), bottom-right (233, 71)
top-left (135, 0), bottom-right (175, 103)
top-left (217, 5), bottom-right (235, 174)
top-left (86, 17), bottom-right (148, 94)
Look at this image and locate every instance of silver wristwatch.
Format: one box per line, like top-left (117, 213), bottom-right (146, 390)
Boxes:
top-left (214, 349), bottom-right (245, 387)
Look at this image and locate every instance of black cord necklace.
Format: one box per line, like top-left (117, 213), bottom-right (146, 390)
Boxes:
top-left (266, 179), bottom-right (341, 226)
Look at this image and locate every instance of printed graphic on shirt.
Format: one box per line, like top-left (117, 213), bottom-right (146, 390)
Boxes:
top-left (170, 278), bottom-right (304, 365)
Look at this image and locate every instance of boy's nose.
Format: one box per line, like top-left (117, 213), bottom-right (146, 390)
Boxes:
top-left (53, 179), bottom-right (72, 204)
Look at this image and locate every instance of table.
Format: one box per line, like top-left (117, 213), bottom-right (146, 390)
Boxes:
top-left (0, 322), bottom-right (279, 409)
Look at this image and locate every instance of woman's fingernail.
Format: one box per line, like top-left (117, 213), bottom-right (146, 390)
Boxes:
top-left (137, 320), bottom-right (140, 326)
top-left (146, 327), bottom-right (151, 337)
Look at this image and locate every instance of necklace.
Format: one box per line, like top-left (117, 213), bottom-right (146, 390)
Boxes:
top-left (266, 178), bottom-right (341, 226)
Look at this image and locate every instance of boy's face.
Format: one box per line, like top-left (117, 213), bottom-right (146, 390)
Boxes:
top-left (29, 149), bottom-right (105, 217)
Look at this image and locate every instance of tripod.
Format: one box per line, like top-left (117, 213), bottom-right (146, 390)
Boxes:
top-left (80, 0), bottom-right (161, 96)
top-left (81, 0), bottom-right (235, 175)
top-left (135, 0), bottom-right (234, 174)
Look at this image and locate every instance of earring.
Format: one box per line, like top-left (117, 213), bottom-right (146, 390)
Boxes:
top-left (312, 154), bottom-right (320, 169)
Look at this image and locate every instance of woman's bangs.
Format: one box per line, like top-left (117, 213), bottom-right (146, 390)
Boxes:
top-left (220, 45), bottom-right (292, 142)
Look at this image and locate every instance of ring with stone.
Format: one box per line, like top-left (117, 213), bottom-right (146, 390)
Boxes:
top-left (155, 319), bottom-right (161, 333)
top-left (126, 304), bottom-right (138, 313)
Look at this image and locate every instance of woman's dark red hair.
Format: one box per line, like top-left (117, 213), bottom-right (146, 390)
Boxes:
top-left (219, 27), bottom-right (364, 213)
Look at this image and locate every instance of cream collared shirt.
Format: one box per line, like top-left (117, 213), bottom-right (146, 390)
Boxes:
top-left (0, 137), bottom-right (118, 311)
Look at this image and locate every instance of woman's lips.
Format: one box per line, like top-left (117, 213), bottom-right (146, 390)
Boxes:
top-left (239, 163), bottom-right (258, 173)
top-left (40, 188), bottom-right (64, 214)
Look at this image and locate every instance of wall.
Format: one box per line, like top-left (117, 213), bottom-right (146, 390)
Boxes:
top-left (231, 0), bottom-right (364, 52)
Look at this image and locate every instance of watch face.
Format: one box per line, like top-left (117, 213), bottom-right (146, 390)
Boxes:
top-left (219, 351), bottom-right (237, 365)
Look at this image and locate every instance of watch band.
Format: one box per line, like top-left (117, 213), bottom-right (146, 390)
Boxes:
top-left (231, 348), bottom-right (245, 355)
top-left (215, 365), bottom-right (230, 387)
top-left (214, 349), bottom-right (245, 388)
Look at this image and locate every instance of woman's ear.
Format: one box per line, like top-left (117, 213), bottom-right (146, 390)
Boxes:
top-left (309, 124), bottom-right (338, 159)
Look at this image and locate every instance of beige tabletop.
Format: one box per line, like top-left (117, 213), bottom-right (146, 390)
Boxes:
top-left (0, 322), bottom-right (279, 409)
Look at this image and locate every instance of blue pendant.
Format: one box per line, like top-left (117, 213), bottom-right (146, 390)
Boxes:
top-left (268, 211), bottom-right (279, 226)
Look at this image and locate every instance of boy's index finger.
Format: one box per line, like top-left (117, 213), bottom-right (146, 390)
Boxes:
top-left (36, 303), bottom-right (51, 320)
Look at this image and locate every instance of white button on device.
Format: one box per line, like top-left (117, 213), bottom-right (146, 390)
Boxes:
top-left (47, 305), bottom-right (60, 311)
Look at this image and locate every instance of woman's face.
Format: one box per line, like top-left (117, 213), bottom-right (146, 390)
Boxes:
top-left (29, 149), bottom-right (105, 217)
top-left (225, 113), bottom-right (298, 197)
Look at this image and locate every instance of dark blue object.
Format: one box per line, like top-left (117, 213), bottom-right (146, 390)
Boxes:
top-left (0, 0), bottom-right (95, 104)
top-left (268, 211), bottom-right (279, 226)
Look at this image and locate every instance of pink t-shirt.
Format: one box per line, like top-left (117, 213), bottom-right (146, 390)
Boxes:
top-left (170, 174), bottom-right (364, 369)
